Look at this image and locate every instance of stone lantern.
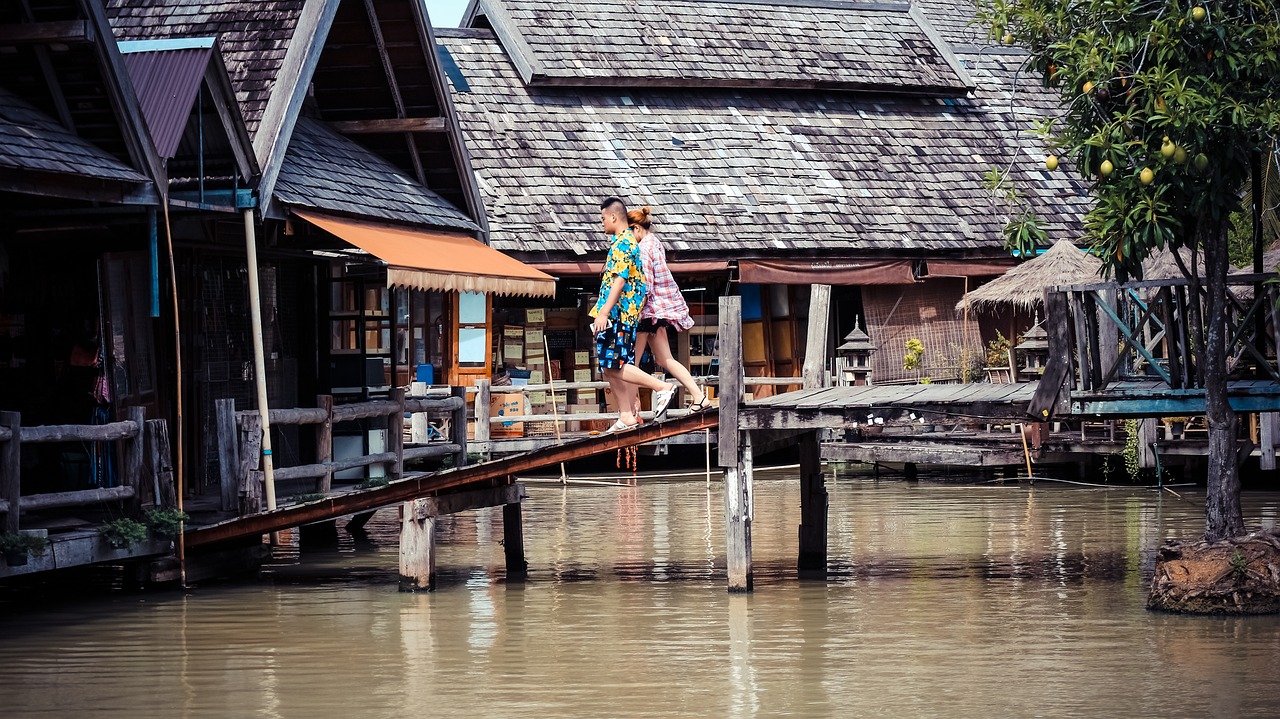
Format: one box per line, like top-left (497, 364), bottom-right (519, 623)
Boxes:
top-left (1017, 317), bottom-right (1050, 380)
top-left (836, 319), bottom-right (877, 386)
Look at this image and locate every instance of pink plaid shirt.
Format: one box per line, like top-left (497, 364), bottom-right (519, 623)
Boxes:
top-left (638, 233), bottom-right (695, 330)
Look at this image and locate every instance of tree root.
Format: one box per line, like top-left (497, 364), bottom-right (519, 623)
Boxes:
top-left (1148, 527), bottom-right (1280, 615)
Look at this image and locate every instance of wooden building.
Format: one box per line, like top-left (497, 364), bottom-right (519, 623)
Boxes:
top-left (436, 0), bottom-right (1088, 396)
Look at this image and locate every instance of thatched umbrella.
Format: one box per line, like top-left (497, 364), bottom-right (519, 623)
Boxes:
top-left (957, 240), bottom-right (1104, 314)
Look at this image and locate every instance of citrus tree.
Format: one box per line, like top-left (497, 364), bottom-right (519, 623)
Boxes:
top-left (977, 0), bottom-right (1280, 541)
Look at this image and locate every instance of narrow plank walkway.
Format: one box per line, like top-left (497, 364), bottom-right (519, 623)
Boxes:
top-left (185, 409), bottom-right (718, 548)
top-left (740, 383), bottom-right (1041, 430)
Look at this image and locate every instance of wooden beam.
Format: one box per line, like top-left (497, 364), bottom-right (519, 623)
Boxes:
top-left (216, 399), bottom-right (240, 512)
top-left (399, 501), bottom-right (436, 591)
top-left (315, 395), bottom-right (334, 493)
top-left (725, 431), bottom-right (753, 593)
top-left (1, 412), bottom-right (20, 532)
top-left (18, 485), bottom-right (135, 512)
top-left (718, 296), bottom-right (743, 467)
top-left (416, 483), bottom-right (525, 518)
top-left (503, 502), bottom-right (528, 580)
top-left (123, 407), bottom-right (145, 515)
top-left (802, 284), bottom-right (832, 390)
top-left (797, 431), bottom-right (826, 579)
top-left (329, 117), bottom-right (449, 134)
top-left (20, 420), bottom-right (139, 443)
top-left (0, 20), bottom-right (91, 44)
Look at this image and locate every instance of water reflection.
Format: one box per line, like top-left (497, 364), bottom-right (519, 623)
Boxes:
top-left (1, 475), bottom-right (1279, 718)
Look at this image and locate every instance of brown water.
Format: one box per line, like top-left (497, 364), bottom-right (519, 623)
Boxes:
top-left (3, 470), bottom-right (1280, 718)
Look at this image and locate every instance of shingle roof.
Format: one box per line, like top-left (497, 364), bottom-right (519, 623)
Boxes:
top-left (105, 0), bottom-right (307, 138)
top-left (436, 28), bottom-right (1086, 258)
top-left (275, 117), bottom-right (478, 232)
top-left (474, 0), bottom-right (971, 94)
top-left (0, 86), bottom-right (150, 183)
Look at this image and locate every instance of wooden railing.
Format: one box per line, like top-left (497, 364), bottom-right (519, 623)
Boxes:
top-left (216, 389), bottom-right (467, 516)
top-left (464, 375), bottom-right (804, 443)
top-left (1043, 274), bottom-right (1279, 397)
top-left (0, 407), bottom-right (175, 533)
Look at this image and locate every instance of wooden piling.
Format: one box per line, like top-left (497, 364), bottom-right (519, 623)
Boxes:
top-left (215, 398), bottom-right (239, 511)
top-left (1262, 413), bottom-right (1278, 471)
top-left (503, 501), bottom-right (528, 580)
top-left (388, 387), bottom-right (405, 481)
top-left (450, 385), bottom-right (469, 468)
top-left (797, 430), bottom-right (827, 579)
top-left (237, 413), bottom-right (263, 515)
top-left (718, 295), bottom-right (752, 592)
top-left (801, 284), bottom-right (831, 391)
top-left (399, 499), bottom-right (436, 592)
top-left (146, 419), bottom-right (177, 509)
top-left (1, 411), bottom-right (19, 533)
top-left (316, 394), bottom-right (334, 493)
top-left (474, 380), bottom-right (491, 444)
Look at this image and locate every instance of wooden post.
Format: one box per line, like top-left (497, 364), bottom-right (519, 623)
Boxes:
top-left (146, 419), bottom-right (177, 509)
top-left (1137, 418), bottom-right (1158, 470)
top-left (122, 406), bottom-right (145, 515)
top-left (388, 387), bottom-right (405, 481)
top-left (451, 385), bottom-right (469, 468)
top-left (1097, 287), bottom-right (1120, 382)
top-left (1261, 412), bottom-right (1278, 471)
top-left (215, 398), bottom-right (239, 512)
top-left (802, 284), bottom-right (832, 391)
top-left (316, 394), bottom-right (333, 493)
top-left (725, 430), bottom-right (754, 593)
top-left (1, 411), bottom-right (19, 533)
top-left (399, 499), bottom-right (436, 591)
top-left (237, 413), bottom-right (263, 516)
top-left (718, 296), bottom-right (743, 468)
top-left (409, 382), bottom-right (429, 445)
top-left (503, 501), bottom-right (528, 580)
top-left (797, 430), bottom-right (826, 579)
top-left (474, 380), bottom-right (491, 444)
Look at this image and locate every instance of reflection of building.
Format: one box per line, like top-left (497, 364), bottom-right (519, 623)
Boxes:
top-left (436, 0), bottom-right (1087, 397)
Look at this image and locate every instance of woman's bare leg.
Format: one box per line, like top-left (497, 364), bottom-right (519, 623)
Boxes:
top-left (651, 329), bottom-right (705, 403)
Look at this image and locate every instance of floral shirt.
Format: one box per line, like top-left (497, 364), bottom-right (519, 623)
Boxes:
top-left (589, 228), bottom-right (647, 326)
top-left (638, 232), bottom-right (695, 329)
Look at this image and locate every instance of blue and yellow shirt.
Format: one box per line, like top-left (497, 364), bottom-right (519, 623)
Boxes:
top-left (589, 228), bottom-right (647, 327)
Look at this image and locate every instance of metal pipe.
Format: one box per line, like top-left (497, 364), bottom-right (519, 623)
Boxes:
top-left (243, 209), bottom-right (277, 510)
top-left (148, 208), bottom-right (160, 318)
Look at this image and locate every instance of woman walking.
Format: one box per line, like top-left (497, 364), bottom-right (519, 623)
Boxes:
top-left (629, 206), bottom-right (710, 418)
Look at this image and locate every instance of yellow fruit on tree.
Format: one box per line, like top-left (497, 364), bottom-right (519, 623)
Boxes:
top-left (1161, 139), bottom-right (1176, 158)
top-left (1140, 168), bottom-right (1155, 185)
top-left (1003, 33), bottom-right (1013, 44)
top-left (1174, 146), bottom-right (1188, 164)
top-left (1100, 159), bottom-right (1115, 177)
top-left (1083, 81), bottom-right (1095, 94)
top-left (1192, 6), bottom-right (1206, 21)
top-left (1046, 155), bottom-right (1059, 171)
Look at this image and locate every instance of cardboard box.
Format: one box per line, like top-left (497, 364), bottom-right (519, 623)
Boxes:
top-left (503, 342), bottom-right (524, 363)
top-left (549, 359), bottom-right (561, 381)
top-left (490, 393), bottom-right (526, 438)
top-left (529, 370), bottom-right (545, 385)
top-left (572, 351), bottom-right (590, 366)
top-left (526, 308), bottom-right (546, 324)
top-left (573, 368), bottom-right (593, 383)
top-left (504, 326), bottom-right (524, 338)
top-left (574, 388), bottom-right (598, 404)
top-left (525, 327), bottom-right (545, 346)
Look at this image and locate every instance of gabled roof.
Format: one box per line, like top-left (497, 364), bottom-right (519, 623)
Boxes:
top-left (0, 86), bottom-right (151, 185)
top-left (276, 117), bottom-right (477, 232)
top-left (0, 0), bottom-right (162, 203)
top-left (436, 27), bottom-right (1081, 259)
top-left (465, 0), bottom-right (972, 95)
top-left (119, 36), bottom-right (258, 186)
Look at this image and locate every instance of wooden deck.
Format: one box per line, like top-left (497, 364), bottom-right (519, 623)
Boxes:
top-left (1069, 379), bottom-right (1280, 416)
top-left (739, 382), bottom-right (1040, 430)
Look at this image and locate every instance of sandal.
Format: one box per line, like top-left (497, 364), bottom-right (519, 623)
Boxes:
top-left (604, 419), bottom-right (641, 434)
top-left (688, 396), bottom-right (712, 412)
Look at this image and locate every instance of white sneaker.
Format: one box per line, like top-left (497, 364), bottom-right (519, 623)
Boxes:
top-left (652, 384), bottom-right (677, 420)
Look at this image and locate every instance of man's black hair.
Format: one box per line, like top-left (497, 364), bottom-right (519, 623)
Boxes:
top-left (600, 196), bottom-right (628, 215)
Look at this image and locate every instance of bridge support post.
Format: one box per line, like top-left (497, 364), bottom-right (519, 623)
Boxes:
top-left (503, 501), bottom-right (527, 581)
top-left (718, 296), bottom-right (752, 592)
top-left (725, 431), bottom-right (754, 592)
top-left (797, 430), bottom-right (827, 579)
top-left (399, 499), bottom-right (436, 592)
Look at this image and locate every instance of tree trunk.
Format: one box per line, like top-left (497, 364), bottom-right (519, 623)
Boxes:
top-left (1201, 215), bottom-right (1246, 542)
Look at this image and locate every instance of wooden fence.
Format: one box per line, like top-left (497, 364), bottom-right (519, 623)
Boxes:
top-left (0, 407), bottom-right (175, 533)
top-left (217, 389), bottom-right (467, 516)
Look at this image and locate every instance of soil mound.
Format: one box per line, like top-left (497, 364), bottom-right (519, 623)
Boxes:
top-left (1148, 528), bottom-right (1280, 615)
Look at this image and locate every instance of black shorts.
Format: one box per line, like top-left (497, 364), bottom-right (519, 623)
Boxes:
top-left (594, 322), bottom-right (637, 371)
top-left (637, 318), bottom-right (674, 334)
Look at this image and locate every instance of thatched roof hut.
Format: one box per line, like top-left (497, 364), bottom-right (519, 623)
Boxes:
top-left (957, 240), bottom-right (1103, 313)
top-left (1142, 244), bottom-right (1280, 281)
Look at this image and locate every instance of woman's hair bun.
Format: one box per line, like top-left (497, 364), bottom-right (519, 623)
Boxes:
top-left (627, 205), bottom-right (654, 229)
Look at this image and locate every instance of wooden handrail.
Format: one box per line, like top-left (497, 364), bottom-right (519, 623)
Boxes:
top-left (20, 420), bottom-right (140, 443)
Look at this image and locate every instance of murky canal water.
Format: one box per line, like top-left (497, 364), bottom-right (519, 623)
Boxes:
top-left (3, 469), bottom-right (1280, 718)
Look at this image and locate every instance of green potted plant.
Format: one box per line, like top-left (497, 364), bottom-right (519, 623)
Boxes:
top-left (1, 531), bottom-right (49, 567)
top-left (144, 508), bottom-right (190, 539)
top-left (903, 338), bottom-right (925, 383)
top-left (100, 518), bottom-right (148, 549)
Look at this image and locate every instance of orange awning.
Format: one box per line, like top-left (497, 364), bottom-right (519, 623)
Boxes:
top-left (532, 260), bottom-right (730, 276)
top-left (738, 258), bottom-right (917, 285)
top-left (295, 210), bottom-right (556, 298)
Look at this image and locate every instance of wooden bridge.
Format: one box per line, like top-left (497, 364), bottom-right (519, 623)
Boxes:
top-left (13, 274), bottom-right (1280, 590)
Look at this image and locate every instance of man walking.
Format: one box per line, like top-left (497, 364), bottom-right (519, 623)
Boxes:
top-left (590, 196), bottom-right (676, 432)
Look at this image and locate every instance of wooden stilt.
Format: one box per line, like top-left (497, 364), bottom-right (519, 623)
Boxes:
top-left (1, 412), bottom-right (19, 534)
top-left (299, 519), bottom-right (339, 547)
top-left (1261, 412), bottom-right (1278, 471)
top-left (346, 510), bottom-right (377, 533)
top-left (797, 430), bottom-right (827, 579)
top-left (903, 462), bottom-right (919, 482)
top-left (503, 501), bottom-right (528, 580)
top-left (399, 499), bottom-right (436, 592)
top-left (725, 431), bottom-right (754, 593)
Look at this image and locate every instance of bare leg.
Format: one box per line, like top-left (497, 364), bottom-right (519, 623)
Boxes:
top-left (651, 329), bottom-right (705, 403)
top-left (618, 363), bottom-right (672, 392)
top-left (633, 331), bottom-right (652, 417)
top-left (604, 368), bottom-right (640, 425)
